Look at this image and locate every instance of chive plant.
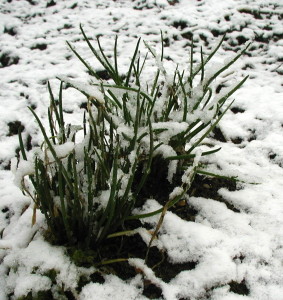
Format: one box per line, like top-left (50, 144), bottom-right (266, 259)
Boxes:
top-left (16, 26), bottom-right (249, 253)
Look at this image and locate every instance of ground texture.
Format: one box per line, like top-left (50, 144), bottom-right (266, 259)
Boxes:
top-left (0, 0), bottom-right (283, 299)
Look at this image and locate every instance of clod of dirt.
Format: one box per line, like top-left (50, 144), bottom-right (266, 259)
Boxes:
top-left (142, 282), bottom-right (163, 299)
top-left (133, 0), bottom-right (154, 10)
top-left (199, 33), bottom-right (209, 45)
top-left (95, 69), bottom-right (111, 80)
top-left (0, 160), bottom-right (11, 170)
top-left (229, 279), bottom-right (250, 295)
top-left (236, 35), bottom-right (249, 45)
top-left (211, 29), bottom-right (221, 37)
top-left (254, 34), bottom-right (270, 44)
top-left (190, 174), bottom-right (240, 213)
top-left (80, 102), bottom-right (88, 110)
top-left (133, 155), bottom-right (174, 207)
top-left (77, 273), bottom-right (105, 293)
top-left (16, 290), bottom-right (54, 300)
top-left (31, 43), bottom-right (48, 51)
top-left (224, 15), bottom-right (230, 21)
top-left (168, 0), bottom-right (179, 5)
top-left (238, 8), bottom-right (263, 19)
top-left (63, 23), bottom-right (73, 29)
top-left (231, 106), bottom-right (245, 114)
top-left (274, 32), bottom-right (283, 42)
top-left (1, 207), bottom-right (9, 213)
top-left (7, 121), bottom-right (24, 136)
top-left (233, 254), bottom-right (245, 263)
top-left (0, 51), bottom-right (19, 68)
top-left (26, 0), bottom-right (37, 5)
top-left (172, 20), bottom-right (188, 30)
top-left (4, 26), bottom-right (17, 36)
top-left (213, 126), bottom-right (226, 142)
top-left (171, 201), bottom-right (198, 222)
top-left (26, 134), bottom-right (32, 151)
top-left (46, 0), bottom-right (56, 8)
top-left (39, 79), bottom-right (48, 85)
top-left (231, 137), bottom-right (243, 144)
top-left (70, 3), bottom-right (77, 9)
top-left (163, 37), bottom-right (170, 47)
top-left (216, 83), bottom-right (227, 94)
top-left (181, 31), bottom-right (193, 40)
top-left (269, 152), bottom-right (276, 160)
top-left (247, 132), bottom-right (256, 142)
top-left (153, 254), bottom-right (197, 283)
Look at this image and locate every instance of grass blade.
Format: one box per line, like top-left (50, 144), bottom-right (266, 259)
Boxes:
top-left (125, 38), bottom-right (141, 87)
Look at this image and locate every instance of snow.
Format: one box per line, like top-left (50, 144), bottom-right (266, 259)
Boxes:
top-left (58, 76), bottom-right (105, 105)
top-left (1, 0), bottom-right (283, 299)
top-left (12, 160), bottom-right (35, 189)
top-left (3, 237), bottom-right (93, 298)
top-left (80, 274), bottom-right (147, 300)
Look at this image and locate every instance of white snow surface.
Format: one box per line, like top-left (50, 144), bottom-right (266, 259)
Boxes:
top-left (0, 0), bottom-right (283, 299)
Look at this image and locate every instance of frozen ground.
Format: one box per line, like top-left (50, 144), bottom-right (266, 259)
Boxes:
top-left (0, 0), bottom-right (283, 299)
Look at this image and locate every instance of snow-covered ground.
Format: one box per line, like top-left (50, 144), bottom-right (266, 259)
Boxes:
top-left (0, 0), bottom-right (283, 299)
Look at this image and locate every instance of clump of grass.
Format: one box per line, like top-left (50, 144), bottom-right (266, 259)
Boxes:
top-left (15, 26), bottom-right (249, 257)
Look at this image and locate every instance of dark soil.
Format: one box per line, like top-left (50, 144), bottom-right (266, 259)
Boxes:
top-left (95, 69), bottom-right (111, 80)
top-left (65, 229), bottom-right (198, 300)
top-left (238, 8), bottom-right (263, 19)
top-left (16, 291), bottom-right (54, 300)
top-left (4, 26), bottom-right (17, 36)
top-left (0, 160), bottom-right (11, 170)
top-left (229, 279), bottom-right (249, 295)
top-left (201, 279), bottom-right (250, 300)
top-left (31, 43), bottom-right (48, 51)
top-left (190, 174), bottom-right (240, 213)
top-left (213, 126), bottom-right (226, 142)
top-left (46, 0), bottom-right (56, 8)
top-left (133, 155), bottom-right (176, 207)
top-left (168, 0), bottom-right (179, 5)
top-left (216, 83), bottom-right (227, 94)
top-left (0, 51), bottom-right (19, 68)
top-left (181, 31), bottom-right (193, 40)
top-left (26, 134), bottom-right (32, 151)
top-left (7, 121), bottom-right (24, 136)
top-left (231, 106), bottom-right (245, 114)
top-left (70, 3), bottom-right (78, 9)
top-left (231, 137), bottom-right (243, 145)
top-left (172, 202), bottom-right (198, 222)
top-left (212, 125), bottom-right (245, 145)
top-left (173, 20), bottom-right (188, 30)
